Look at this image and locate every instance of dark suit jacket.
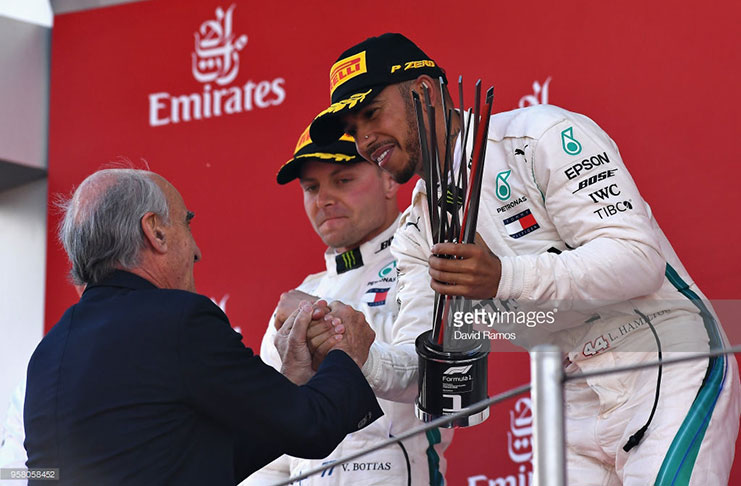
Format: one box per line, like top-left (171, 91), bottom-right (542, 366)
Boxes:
top-left (24, 271), bottom-right (382, 485)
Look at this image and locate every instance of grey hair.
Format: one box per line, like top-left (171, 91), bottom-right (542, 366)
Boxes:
top-left (58, 168), bottom-right (170, 285)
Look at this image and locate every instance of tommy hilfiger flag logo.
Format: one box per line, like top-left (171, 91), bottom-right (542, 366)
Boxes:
top-left (503, 209), bottom-right (540, 239)
top-left (363, 288), bottom-right (390, 307)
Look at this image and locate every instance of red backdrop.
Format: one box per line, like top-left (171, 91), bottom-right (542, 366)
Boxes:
top-left (45, 1), bottom-right (741, 483)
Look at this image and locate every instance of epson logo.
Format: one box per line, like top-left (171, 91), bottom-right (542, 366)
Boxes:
top-left (564, 152), bottom-right (611, 180)
top-left (572, 169), bottom-right (618, 194)
top-left (588, 183), bottom-right (621, 203)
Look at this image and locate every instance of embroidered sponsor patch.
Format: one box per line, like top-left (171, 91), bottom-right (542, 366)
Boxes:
top-left (502, 209), bottom-right (540, 239)
top-left (335, 248), bottom-right (363, 274)
top-left (330, 51), bottom-right (367, 95)
top-left (363, 287), bottom-right (390, 307)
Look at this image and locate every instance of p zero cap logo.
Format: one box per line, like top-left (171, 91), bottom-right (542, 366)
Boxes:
top-left (330, 51), bottom-right (368, 96)
top-left (561, 127), bottom-right (582, 155)
top-left (496, 170), bottom-right (512, 201)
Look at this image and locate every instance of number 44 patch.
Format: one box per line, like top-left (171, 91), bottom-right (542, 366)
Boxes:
top-left (582, 335), bottom-right (610, 357)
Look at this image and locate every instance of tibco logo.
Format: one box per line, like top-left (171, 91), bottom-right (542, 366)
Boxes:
top-left (148, 4), bottom-right (285, 127)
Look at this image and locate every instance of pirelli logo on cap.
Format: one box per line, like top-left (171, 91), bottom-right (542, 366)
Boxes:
top-left (339, 133), bottom-right (355, 143)
top-left (330, 51), bottom-right (367, 95)
top-left (294, 125), bottom-right (312, 153)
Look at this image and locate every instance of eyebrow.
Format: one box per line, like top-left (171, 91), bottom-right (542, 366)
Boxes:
top-left (300, 166), bottom-right (358, 183)
top-left (186, 211), bottom-right (195, 222)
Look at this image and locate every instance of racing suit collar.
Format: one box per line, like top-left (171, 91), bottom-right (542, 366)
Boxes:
top-left (325, 214), bottom-right (402, 276)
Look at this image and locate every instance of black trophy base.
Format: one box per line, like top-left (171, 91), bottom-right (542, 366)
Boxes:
top-left (415, 330), bottom-right (489, 428)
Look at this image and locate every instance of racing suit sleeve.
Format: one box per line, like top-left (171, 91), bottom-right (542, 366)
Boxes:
top-left (360, 294), bottom-right (420, 403)
top-left (0, 379), bottom-right (28, 474)
top-left (496, 112), bottom-right (665, 305)
top-left (258, 314), bottom-right (282, 370)
top-left (376, 188), bottom-right (436, 403)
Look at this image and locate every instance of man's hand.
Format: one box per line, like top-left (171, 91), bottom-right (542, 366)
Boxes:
top-left (276, 301), bottom-right (337, 384)
top-left (274, 290), bottom-right (319, 330)
top-left (429, 234), bottom-right (502, 299)
top-left (306, 308), bottom-right (345, 371)
top-left (308, 302), bottom-right (375, 369)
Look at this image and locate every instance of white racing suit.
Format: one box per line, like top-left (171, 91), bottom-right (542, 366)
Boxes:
top-left (242, 218), bottom-right (452, 486)
top-left (392, 105), bottom-right (740, 485)
top-left (0, 379), bottom-right (27, 486)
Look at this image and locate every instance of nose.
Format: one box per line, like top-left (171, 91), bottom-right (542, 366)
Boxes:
top-left (315, 185), bottom-right (336, 207)
top-left (193, 244), bottom-right (202, 263)
top-left (355, 126), bottom-right (376, 160)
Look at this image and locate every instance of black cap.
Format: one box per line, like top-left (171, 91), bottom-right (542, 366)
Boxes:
top-left (309, 33), bottom-right (445, 146)
top-left (276, 124), bottom-right (362, 184)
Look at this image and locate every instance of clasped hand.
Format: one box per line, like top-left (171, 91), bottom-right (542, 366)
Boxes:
top-left (275, 299), bottom-right (375, 384)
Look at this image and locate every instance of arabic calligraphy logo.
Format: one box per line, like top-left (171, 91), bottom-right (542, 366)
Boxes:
top-left (192, 4), bottom-right (248, 86)
top-left (518, 77), bottom-right (551, 108)
top-left (148, 3), bottom-right (285, 127)
top-left (466, 396), bottom-right (533, 486)
top-left (507, 397), bottom-right (533, 463)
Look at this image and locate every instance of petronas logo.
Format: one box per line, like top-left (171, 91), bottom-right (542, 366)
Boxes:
top-left (496, 170), bottom-right (512, 201)
top-left (561, 127), bottom-right (582, 155)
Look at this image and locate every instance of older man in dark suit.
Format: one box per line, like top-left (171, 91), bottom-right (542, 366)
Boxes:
top-left (24, 168), bottom-right (382, 485)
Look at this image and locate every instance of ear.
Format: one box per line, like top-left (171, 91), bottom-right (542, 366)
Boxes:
top-left (141, 211), bottom-right (168, 254)
top-left (411, 75), bottom-right (440, 105)
top-left (381, 170), bottom-right (400, 199)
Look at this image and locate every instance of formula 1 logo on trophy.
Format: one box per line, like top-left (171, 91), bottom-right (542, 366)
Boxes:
top-left (414, 77), bottom-right (492, 428)
top-left (191, 4), bottom-right (248, 86)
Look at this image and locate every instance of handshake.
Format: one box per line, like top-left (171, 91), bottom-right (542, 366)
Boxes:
top-left (273, 290), bottom-right (375, 385)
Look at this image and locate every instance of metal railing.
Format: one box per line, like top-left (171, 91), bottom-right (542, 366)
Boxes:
top-left (270, 344), bottom-right (741, 486)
